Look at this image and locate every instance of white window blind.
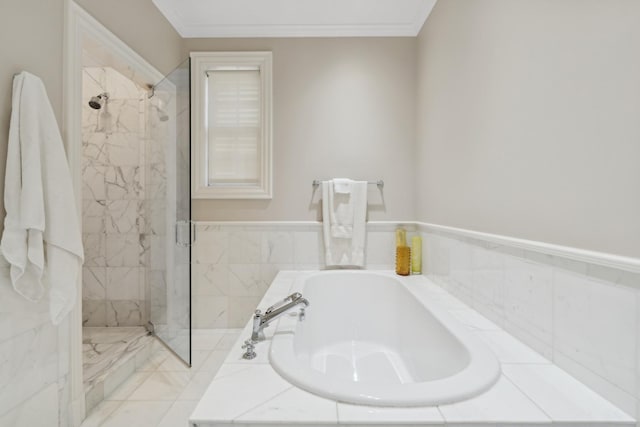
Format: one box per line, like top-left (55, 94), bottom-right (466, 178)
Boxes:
top-left (191, 51), bottom-right (272, 199)
top-left (206, 69), bottom-right (262, 185)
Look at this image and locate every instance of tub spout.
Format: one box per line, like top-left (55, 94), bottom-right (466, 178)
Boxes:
top-left (251, 292), bottom-right (309, 342)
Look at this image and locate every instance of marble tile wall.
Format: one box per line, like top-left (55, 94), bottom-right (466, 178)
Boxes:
top-left (0, 264), bottom-right (70, 426)
top-left (193, 220), bottom-right (640, 420)
top-left (420, 227), bottom-right (640, 420)
top-left (81, 67), bottom-right (149, 327)
top-left (191, 222), bottom-right (413, 328)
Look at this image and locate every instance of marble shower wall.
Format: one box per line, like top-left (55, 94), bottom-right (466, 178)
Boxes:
top-left (420, 226), bottom-right (640, 419)
top-left (81, 67), bottom-right (149, 327)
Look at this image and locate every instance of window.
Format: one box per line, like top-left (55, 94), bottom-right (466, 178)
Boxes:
top-left (191, 52), bottom-right (273, 199)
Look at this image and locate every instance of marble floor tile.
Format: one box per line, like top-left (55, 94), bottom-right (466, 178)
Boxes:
top-left (208, 363), bottom-right (253, 381)
top-left (177, 370), bottom-right (217, 401)
top-left (156, 351), bottom-right (194, 374)
top-left (105, 370), bottom-right (153, 401)
top-left (198, 350), bottom-right (229, 373)
top-left (158, 400), bottom-right (200, 427)
top-left (99, 401), bottom-right (173, 427)
top-left (103, 357), bottom-right (136, 397)
top-left (82, 328), bottom-right (242, 426)
top-left (189, 350), bottom-right (213, 371)
top-left (79, 400), bottom-right (122, 427)
top-left (136, 349), bottom-right (170, 371)
top-left (127, 370), bottom-right (191, 401)
top-left (215, 331), bottom-right (243, 350)
top-left (191, 331), bottom-right (225, 350)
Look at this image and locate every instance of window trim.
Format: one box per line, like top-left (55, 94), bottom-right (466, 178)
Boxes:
top-left (190, 51), bottom-right (273, 199)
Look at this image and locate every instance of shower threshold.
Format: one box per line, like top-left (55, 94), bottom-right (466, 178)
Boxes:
top-left (82, 327), bottom-right (155, 414)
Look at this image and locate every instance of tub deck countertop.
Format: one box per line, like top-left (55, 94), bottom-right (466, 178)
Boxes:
top-left (189, 271), bottom-right (635, 427)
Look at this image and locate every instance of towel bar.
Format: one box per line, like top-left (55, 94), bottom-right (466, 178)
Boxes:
top-left (312, 180), bottom-right (384, 189)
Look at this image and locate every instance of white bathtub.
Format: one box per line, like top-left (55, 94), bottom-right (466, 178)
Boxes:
top-left (269, 270), bottom-right (500, 407)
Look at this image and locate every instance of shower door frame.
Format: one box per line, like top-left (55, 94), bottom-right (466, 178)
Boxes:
top-left (63, 2), bottom-right (171, 425)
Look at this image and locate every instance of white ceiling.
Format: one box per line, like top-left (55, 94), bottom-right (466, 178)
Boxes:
top-left (152, 0), bottom-right (437, 38)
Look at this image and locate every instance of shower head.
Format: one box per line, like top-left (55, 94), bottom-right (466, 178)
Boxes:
top-left (88, 93), bottom-right (109, 110)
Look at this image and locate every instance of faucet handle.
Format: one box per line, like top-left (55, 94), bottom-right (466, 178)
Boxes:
top-left (241, 339), bottom-right (256, 360)
top-left (265, 293), bottom-right (301, 314)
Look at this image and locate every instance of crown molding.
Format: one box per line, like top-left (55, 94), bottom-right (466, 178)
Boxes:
top-left (180, 23), bottom-right (422, 39)
top-left (413, 0), bottom-right (437, 35)
top-left (152, 0), bottom-right (437, 38)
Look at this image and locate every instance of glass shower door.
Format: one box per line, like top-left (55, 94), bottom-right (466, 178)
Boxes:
top-left (148, 58), bottom-right (192, 365)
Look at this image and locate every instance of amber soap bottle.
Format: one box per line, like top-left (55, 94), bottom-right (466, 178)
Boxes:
top-left (395, 228), bottom-right (411, 276)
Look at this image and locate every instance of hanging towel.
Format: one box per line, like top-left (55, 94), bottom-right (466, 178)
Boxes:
top-left (1, 72), bottom-right (84, 325)
top-left (322, 179), bottom-right (367, 267)
top-left (328, 178), bottom-right (355, 238)
top-left (332, 178), bottom-right (352, 195)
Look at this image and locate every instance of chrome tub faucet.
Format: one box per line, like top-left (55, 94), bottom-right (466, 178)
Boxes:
top-left (252, 292), bottom-right (309, 342)
top-left (242, 292), bottom-right (309, 360)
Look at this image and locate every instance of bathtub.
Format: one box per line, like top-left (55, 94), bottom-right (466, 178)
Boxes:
top-left (269, 270), bottom-right (500, 407)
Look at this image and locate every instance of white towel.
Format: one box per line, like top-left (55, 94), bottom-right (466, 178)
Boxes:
top-left (332, 178), bottom-right (352, 194)
top-left (1, 72), bottom-right (84, 325)
top-left (329, 178), bottom-right (355, 238)
top-left (322, 179), bottom-right (367, 267)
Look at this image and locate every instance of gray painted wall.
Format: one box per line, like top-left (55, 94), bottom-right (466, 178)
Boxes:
top-left (0, 0), bottom-right (66, 237)
top-left (75, 0), bottom-right (183, 76)
top-left (185, 37), bottom-right (417, 222)
top-left (415, 0), bottom-right (640, 258)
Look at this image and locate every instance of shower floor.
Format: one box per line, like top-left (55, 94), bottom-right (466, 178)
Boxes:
top-left (83, 327), bottom-right (155, 413)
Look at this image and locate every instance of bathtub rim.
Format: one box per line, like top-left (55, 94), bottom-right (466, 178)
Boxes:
top-left (269, 270), bottom-right (501, 407)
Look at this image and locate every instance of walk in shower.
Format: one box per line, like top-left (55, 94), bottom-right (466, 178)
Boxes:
top-left (80, 38), bottom-right (191, 412)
